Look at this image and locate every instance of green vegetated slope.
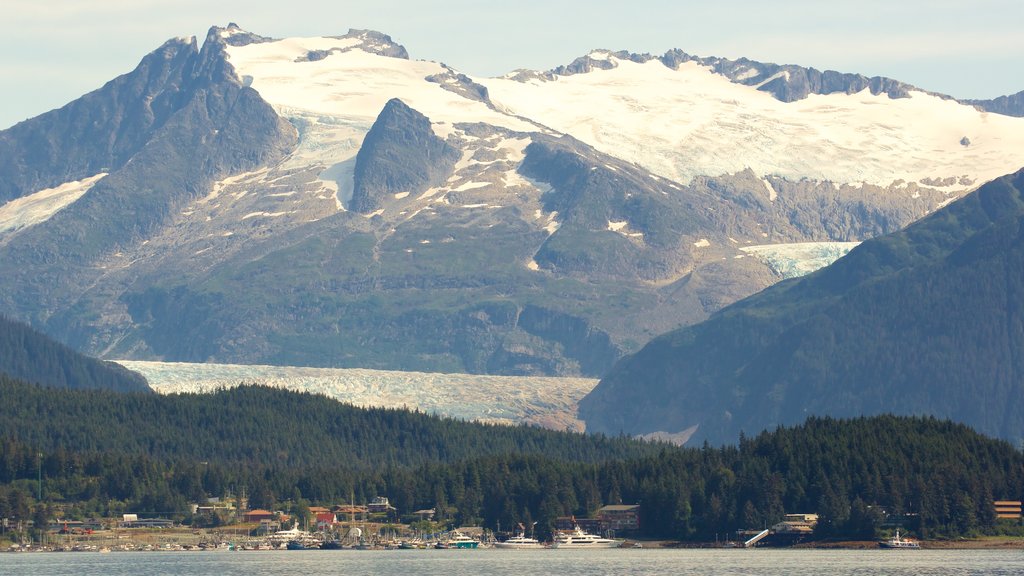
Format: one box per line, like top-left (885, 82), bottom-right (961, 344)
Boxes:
top-left (0, 316), bottom-right (149, 392)
top-left (581, 168), bottom-right (1024, 445)
top-left (1, 377), bottom-right (1021, 540)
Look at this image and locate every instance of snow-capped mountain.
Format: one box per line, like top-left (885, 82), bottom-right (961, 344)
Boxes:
top-left (1, 24), bottom-right (1022, 377)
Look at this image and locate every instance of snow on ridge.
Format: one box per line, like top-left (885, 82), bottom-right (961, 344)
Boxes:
top-left (761, 177), bottom-right (777, 202)
top-left (224, 37), bottom-right (533, 130)
top-left (119, 360), bottom-right (597, 430)
top-left (479, 58), bottom-right (1024, 189)
top-left (0, 173), bottom-right (107, 237)
top-left (741, 241), bottom-right (860, 278)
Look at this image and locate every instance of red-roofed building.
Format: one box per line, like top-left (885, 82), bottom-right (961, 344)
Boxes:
top-left (316, 512), bottom-right (338, 531)
top-left (243, 509), bottom-right (276, 523)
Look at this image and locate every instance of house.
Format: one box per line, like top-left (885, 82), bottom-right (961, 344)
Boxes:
top-left (413, 508), bottom-right (436, 521)
top-left (597, 504), bottom-right (641, 532)
top-left (315, 512), bottom-right (338, 531)
top-left (772, 513), bottom-right (818, 534)
top-left (367, 496), bottom-right (396, 515)
top-left (243, 509), bottom-right (276, 523)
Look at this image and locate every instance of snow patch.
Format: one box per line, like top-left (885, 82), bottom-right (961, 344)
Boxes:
top-left (527, 260), bottom-right (540, 271)
top-left (761, 177), bottom-right (777, 202)
top-left (393, 191), bottom-right (410, 199)
top-left (0, 173), bottom-right (107, 237)
top-left (693, 238), bottom-right (711, 248)
top-left (242, 211), bottom-right (290, 220)
top-left (454, 181), bottom-right (490, 192)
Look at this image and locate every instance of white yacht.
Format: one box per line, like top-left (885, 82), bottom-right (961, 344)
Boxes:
top-left (494, 533), bottom-right (544, 549)
top-left (551, 526), bottom-right (622, 549)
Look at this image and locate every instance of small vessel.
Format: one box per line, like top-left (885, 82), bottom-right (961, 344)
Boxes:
top-left (879, 529), bottom-right (921, 549)
top-left (444, 531), bottom-right (480, 549)
top-left (551, 525), bottom-right (622, 549)
top-left (494, 533), bottom-right (544, 549)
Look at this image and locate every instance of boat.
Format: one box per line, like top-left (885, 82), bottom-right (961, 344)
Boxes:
top-left (551, 525), bottom-right (622, 549)
top-left (879, 529), bottom-right (921, 549)
top-left (494, 533), bottom-right (544, 549)
top-left (442, 531), bottom-right (480, 549)
top-left (267, 526), bottom-right (319, 549)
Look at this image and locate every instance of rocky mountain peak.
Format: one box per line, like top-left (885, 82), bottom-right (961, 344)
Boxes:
top-left (350, 98), bottom-right (460, 213)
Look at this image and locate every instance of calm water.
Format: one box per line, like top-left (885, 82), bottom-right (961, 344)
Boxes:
top-left (1, 548), bottom-right (1021, 576)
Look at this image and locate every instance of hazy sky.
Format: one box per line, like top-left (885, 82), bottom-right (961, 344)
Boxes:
top-left (2, 0), bottom-right (1022, 129)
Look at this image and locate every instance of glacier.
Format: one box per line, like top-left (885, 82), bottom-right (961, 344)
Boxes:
top-left (119, 360), bottom-right (597, 431)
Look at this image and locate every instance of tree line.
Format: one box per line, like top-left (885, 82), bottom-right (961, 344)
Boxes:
top-left (1, 377), bottom-right (1021, 541)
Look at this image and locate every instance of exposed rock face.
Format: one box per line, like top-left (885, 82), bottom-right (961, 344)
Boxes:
top-left (0, 25), bottom-right (296, 329)
top-left (350, 98), bottom-right (460, 213)
top-left (967, 89), bottom-right (1024, 117)
top-left (580, 169), bottom-right (1024, 446)
top-left (523, 48), bottom-right (918, 103)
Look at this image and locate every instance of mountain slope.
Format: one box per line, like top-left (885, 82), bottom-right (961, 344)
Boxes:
top-left (0, 25), bottom-right (1022, 376)
top-left (580, 169), bottom-right (1024, 446)
top-left (0, 316), bottom-right (148, 392)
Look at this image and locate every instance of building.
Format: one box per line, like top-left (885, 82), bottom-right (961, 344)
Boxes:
top-left (193, 497), bottom-right (237, 517)
top-left (120, 517), bottom-right (174, 528)
top-left (257, 518), bottom-right (281, 534)
top-left (334, 504), bottom-right (368, 521)
top-left (413, 508), bottom-right (436, 521)
top-left (243, 509), bottom-right (276, 523)
top-left (772, 514), bottom-right (818, 535)
top-left (315, 512), bottom-right (338, 531)
top-left (367, 496), bottom-right (396, 515)
top-left (597, 504), bottom-right (641, 532)
top-left (994, 501), bottom-right (1022, 520)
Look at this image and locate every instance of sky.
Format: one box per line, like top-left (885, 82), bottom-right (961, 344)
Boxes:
top-left (2, 0), bottom-right (1022, 129)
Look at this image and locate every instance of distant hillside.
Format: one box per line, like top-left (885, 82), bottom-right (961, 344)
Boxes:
top-left (0, 316), bottom-right (148, 392)
top-left (0, 376), bottom-right (654, 469)
top-left (580, 168), bottom-right (1024, 446)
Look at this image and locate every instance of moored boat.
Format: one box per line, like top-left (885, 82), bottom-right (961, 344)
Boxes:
top-left (879, 529), bottom-right (921, 549)
top-left (551, 525), bottom-right (622, 549)
top-left (443, 531), bottom-right (480, 549)
top-left (494, 533), bottom-right (544, 549)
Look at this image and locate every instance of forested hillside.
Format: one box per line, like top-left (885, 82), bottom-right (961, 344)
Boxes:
top-left (1, 378), bottom-right (1020, 541)
top-left (0, 316), bottom-right (148, 392)
top-left (581, 168), bottom-right (1024, 445)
